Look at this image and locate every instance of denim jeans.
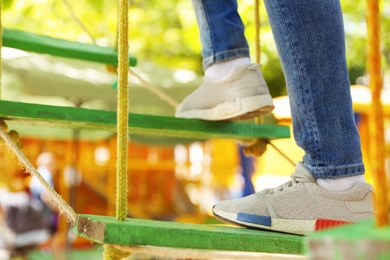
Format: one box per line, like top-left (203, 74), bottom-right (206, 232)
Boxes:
top-left (192, 0), bottom-right (364, 179)
top-left (192, 0), bottom-right (250, 69)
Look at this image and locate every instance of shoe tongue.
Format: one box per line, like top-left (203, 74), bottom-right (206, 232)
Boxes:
top-left (292, 162), bottom-right (316, 183)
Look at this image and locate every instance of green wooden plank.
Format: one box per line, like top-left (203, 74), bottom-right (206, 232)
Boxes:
top-left (75, 214), bottom-right (304, 255)
top-left (0, 100), bottom-right (290, 140)
top-left (307, 218), bottom-right (390, 259)
top-left (2, 28), bottom-right (137, 66)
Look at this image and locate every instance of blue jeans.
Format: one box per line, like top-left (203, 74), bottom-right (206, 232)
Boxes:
top-left (192, 0), bottom-right (364, 179)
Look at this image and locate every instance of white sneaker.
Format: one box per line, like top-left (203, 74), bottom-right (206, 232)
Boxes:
top-left (175, 64), bottom-right (274, 121)
top-left (213, 163), bottom-right (374, 235)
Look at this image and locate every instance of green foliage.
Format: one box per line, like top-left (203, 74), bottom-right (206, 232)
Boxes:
top-left (2, 0), bottom-right (389, 97)
top-left (1, 0), bottom-right (14, 10)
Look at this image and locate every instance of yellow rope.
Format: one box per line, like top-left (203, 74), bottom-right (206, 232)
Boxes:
top-left (103, 245), bottom-right (130, 260)
top-left (248, 0), bottom-right (267, 156)
top-left (103, 1), bottom-right (130, 258)
top-left (0, 0), bottom-right (2, 100)
top-left (254, 0), bottom-right (261, 64)
top-left (253, 0), bottom-right (262, 122)
top-left (115, 0), bottom-right (129, 222)
top-left (366, 0), bottom-right (388, 227)
top-left (0, 121), bottom-right (77, 224)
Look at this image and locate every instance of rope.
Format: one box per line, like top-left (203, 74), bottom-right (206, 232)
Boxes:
top-left (366, 0), bottom-right (388, 227)
top-left (249, 0), bottom-right (295, 166)
top-left (102, 1), bottom-right (130, 258)
top-left (267, 141), bottom-right (295, 165)
top-left (0, 0), bottom-right (78, 243)
top-left (128, 68), bottom-right (179, 107)
top-left (254, 0), bottom-right (261, 64)
top-left (115, 0), bottom-right (129, 222)
top-left (0, 4), bottom-right (77, 225)
top-left (0, 0), bottom-right (2, 100)
top-left (61, 0), bottom-right (178, 109)
top-left (61, 0), bottom-right (97, 45)
top-left (103, 245), bottom-right (130, 260)
top-left (253, 0), bottom-right (263, 125)
top-left (0, 121), bottom-right (77, 225)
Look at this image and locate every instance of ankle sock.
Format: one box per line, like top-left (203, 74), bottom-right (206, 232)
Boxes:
top-left (317, 175), bottom-right (366, 191)
top-left (205, 57), bottom-right (251, 80)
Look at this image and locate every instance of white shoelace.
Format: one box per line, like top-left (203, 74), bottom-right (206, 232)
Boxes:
top-left (268, 169), bottom-right (315, 195)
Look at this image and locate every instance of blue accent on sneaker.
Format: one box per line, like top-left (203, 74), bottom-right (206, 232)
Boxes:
top-left (237, 212), bottom-right (272, 226)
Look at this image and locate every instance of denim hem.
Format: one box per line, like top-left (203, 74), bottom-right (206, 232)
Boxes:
top-left (202, 48), bottom-right (250, 70)
top-left (304, 162), bottom-right (365, 179)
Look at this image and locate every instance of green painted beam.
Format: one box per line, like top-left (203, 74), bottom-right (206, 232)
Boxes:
top-left (0, 100), bottom-right (290, 140)
top-left (307, 218), bottom-right (390, 259)
top-left (75, 214), bottom-right (304, 255)
top-left (2, 28), bottom-right (137, 66)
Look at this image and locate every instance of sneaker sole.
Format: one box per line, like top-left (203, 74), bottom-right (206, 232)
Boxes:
top-left (176, 95), bottom-right (274, 121)
top-left (213, 209), bottom-right (352, 236)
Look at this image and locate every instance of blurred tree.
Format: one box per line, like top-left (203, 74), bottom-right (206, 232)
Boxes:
top-left (2, 0), bottom-right (389, 97)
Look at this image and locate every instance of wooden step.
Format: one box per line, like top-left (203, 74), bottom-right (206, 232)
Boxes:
top-left (75, 214), bottom-right (304, 255)
top-left (0, 100), bottom-right (290, 140)
top-left (2, 28), bottom-right (137, 66)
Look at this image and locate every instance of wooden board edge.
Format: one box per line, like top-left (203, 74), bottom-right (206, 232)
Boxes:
top-left (75, 215), bottom-right (106, 244)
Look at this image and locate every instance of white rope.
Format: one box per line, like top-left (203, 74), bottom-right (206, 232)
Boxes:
top-left (128, 68), bottom-right (179, 108)
top-left (0, 123), bottom-right (77, 225)
top-left (62, 0), bottom-right (97, 45)
top-left (61, 0), bottom-right (179, 109)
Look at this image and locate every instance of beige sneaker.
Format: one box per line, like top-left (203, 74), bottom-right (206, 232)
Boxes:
top-left (213, 162), bottom-right (374, 235)
top-left (175, 64), bottom-right (274, 121)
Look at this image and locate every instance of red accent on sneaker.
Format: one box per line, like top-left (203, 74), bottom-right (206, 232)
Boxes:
top-left (314, 218), bottom-right (352, 231)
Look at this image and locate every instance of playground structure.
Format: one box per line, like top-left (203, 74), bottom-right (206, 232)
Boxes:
top-left (0, 0), bottom-right (389, 259)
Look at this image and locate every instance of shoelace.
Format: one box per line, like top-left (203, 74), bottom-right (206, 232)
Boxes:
top-left (268, 168), bottom-right (315, 195)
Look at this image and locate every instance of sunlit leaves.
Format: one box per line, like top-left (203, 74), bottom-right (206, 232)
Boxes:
top-left (2, 0), bottom-right (389, 96)
top-left (2, 0), bottom-right (14, 9)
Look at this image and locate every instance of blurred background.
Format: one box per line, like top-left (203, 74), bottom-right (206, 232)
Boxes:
top-left (0, 0), bottom-right (389, 259)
